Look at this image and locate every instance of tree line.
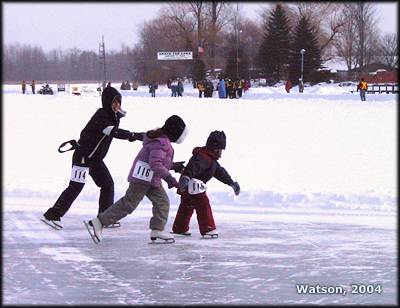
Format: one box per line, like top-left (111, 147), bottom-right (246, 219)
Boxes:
top-left (4, 2), bottom-right (398, 84)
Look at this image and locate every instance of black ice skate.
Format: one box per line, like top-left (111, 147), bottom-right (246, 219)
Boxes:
top-left (41, 215), bottom-right (63, 230)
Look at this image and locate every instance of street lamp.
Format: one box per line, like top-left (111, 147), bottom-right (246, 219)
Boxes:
top-left (299, 49), bottom-right (306, 93)
top-left (236, 29), bottom-right (243, 80)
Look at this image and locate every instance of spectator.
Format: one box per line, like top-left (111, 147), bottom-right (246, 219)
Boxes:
top-left (22, 80), bottom-right (26, 94)
top-left (237, 79), bottom-right (244, 98)
top-left (31, 80), bottom-right (36, 94)
top-left (217, 77), bottom-right (226, 99)
top-left (171, 79), bottom-right (177, 97)
top-left (177, 79), bottom-right (184, 97)
top-left (197, 81), bottom-right (205, 98)
top-left (357, 78), bottom-right (368, 101)
top-left (285, 80), bottom-right (292, 93)
top-left (149, 81), bottom-right (158, 97)
top-left (132, 81), bottom-right (139, 91)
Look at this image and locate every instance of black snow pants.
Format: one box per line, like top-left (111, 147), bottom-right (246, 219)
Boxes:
top-left (44, 150), bottom-right (114, 220)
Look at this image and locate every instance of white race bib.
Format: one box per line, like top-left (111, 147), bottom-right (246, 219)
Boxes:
top-left (188, 178), bottom-right (207, 195)
top-left (132, 160), bottom-right (154, 182)
top-left (71, 165), bottom-right (89, 183)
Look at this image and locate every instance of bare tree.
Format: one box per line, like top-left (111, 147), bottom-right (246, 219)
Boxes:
top-left (334, 2), bottom-right (379, 71)
top-left (377, 33), bottom-right (398, 68)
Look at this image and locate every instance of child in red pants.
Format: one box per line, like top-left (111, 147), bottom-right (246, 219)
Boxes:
top-left (172, 131), bottom-right (240, 238)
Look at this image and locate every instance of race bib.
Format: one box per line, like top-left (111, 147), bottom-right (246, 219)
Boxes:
top-left (132, 160), bottom-right (154, 182)
top-left (188, 178), bottom-right (207, 195)
top-left (71, 165), bottom-right (89, 183)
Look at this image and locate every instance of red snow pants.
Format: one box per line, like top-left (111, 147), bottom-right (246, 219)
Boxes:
top-left (172, 191), bottom-right (216, 235)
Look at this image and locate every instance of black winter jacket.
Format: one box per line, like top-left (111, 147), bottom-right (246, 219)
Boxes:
top-left (76, 108), bottom-right (131, 163)
top-left (182, 147), bottom-right (233, 185)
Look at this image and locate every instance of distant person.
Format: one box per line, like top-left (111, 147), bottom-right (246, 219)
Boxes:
top-left (84, 115), bottom-right (189, 244)
top-left (41, 87), bottom-right (144, 230)
top-left (217, 77), bottom-right (226, 99)
top-left (149, 81), bottom-right (157, 97)
top-left (177, 79), bottom-right (184, 97)
top-left (285, 80), bottom-right (292, 93)
top-left (237, 79), bottom-right (244, 98)
top-left (21, 80), bottom-right (26, 94)
top-left (171, 79), bottom-right (177, 97)
top-left (132, 80), bottom-right (139, 91)
top-left (31, 80), bottom-right (36, 94)
top-left (197, 81), bottom-right (205, 98)
top-left (172, 131), bottom-right (240, 238)
top-left (357, 78), bottom-right (368, 101)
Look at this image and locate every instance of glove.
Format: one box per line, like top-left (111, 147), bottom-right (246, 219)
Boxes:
top-left (128, 132), bottom-right (144, 142)
top-left (165, 175), bottom-right (178, 189)
top-left (171, 161), bottom-right (185, 173)
top-left (231, 181), bottom-right (240, 196)
top-left (179, 176), bottom-right (190, 191)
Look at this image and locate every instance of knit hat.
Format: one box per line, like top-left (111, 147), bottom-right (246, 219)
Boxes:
top-left (206, 131), bottom-right (226, 150)
top-left (162, 115), bottom-right (187, 143)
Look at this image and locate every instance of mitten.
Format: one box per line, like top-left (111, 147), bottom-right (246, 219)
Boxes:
top-left (165, 175), bottom-right (178, 189)
top-left (179, 176), bottom-right (190, 191)
top-left (171, 161), bottom-right (185, 173)
top-left (128, 132), bottom-right (144, 142)
top-left (231, 181), bottom-right (240, 196)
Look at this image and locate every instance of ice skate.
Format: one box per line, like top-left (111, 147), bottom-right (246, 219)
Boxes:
top-left (202, 229), bottom-right (218, 239)
top-left (149, 229), bottom-right (175, 244)
top-left (170, 230), bottom-right (191, 236)
top-left (83, 218), bottom-right (103, 244)
top-left (41, 215), bottom-right (63, 230)
top-left (104, 221), bottom-right (121, 228)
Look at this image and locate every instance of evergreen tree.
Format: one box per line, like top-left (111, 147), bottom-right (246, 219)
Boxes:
top-left (288, 15), bottom-right (322, 85)
top-left (192, 56), bottom-right (206, 82)
top-left (224, 34), bottom-right (250, 80)
top-left (257, 4), bottom-right (291, 84)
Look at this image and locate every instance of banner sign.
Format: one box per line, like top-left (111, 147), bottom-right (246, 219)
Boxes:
top-left (157, 51), bottom-right (193, 60)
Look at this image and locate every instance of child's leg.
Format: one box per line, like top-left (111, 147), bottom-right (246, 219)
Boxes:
top-left (172, 193), bottom-right (195, 233)
top-left (146, 186), bottom-right (170, 231)
top-left (98, 182), bottom-right (147, 226)
top-left (193, 193), bottom-right (216, 235)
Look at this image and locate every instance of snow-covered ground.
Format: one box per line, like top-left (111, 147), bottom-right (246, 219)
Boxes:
top-left (2, 82), bottom-right (397, 305)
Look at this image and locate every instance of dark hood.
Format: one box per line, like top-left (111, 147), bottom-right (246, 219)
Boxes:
top-left (101, 87), bottom-right (122, 115)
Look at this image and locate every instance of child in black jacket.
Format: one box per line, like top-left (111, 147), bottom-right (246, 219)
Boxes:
top-left (42, 87), bottom-right (143, 230)
top-left (172, 131), bottom-right (240, 238)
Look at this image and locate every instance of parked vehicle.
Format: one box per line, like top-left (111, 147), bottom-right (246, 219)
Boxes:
top-left (38, 84), bottom-right (54, 95)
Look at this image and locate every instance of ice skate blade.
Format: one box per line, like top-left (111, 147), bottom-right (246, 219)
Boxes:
top-left (170, 231), bottom-right (191, 236)
top-left (201, 234), bottom-right (218, 239)
top-left (41, 217), bottom-right (62, 230)
top-left (149, 237), bottom-right (175, 244)
top-left (83, 220), bottom-right (100, 244)
top-left (104, 222), bottom-right (121, 228)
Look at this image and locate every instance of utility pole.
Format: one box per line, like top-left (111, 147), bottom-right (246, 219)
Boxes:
top-left (99, 35), bottom-right (106, 89)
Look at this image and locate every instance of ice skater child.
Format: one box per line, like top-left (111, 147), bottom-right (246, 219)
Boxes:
top-left (172, 131), bottom-right (240, 238)
top-left (42, 86), bottom-right (143, 230)
top-left (84, 115), bottom-right (188, 244)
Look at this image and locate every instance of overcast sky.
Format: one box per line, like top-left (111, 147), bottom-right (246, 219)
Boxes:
top-left (3, 2), bottom-right (398, 52)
